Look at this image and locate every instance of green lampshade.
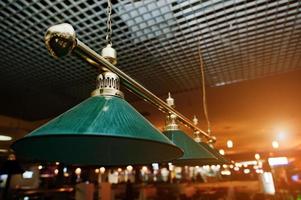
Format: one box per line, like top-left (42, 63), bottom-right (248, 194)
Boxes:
top-left (200, 142), bottom-right (231, 164)
top-left (163, 130), bottom-right (218, 166)
top-left (11, 96), bottom-right (183, 166)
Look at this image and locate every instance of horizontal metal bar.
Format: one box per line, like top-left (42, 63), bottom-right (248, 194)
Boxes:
top-left (44, 23), bottom-right (212, 141)
top-left (75, 40), bottom-right (212, 139)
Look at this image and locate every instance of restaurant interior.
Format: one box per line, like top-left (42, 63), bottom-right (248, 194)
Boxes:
top-left (0, 0), bottom-right (301, 199)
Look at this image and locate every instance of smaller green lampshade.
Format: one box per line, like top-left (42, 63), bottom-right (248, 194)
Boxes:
top-left (11, 96), bottom-right (183, 166)
top-left (200, 142), bottom-right (231, 164)
top-left (163, 130), bottom-right (219, 166)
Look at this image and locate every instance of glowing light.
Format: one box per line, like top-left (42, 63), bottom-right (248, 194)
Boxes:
top-left (229, 165), bottom-right (234, 169)
top-left (38, 165), bottom-right (43, 170)
top-left (0, 135), bottom-right (12, 141)
top-left (255, 153), bottom-right (260, 160)
top-left (55, 162), bottom-right (60, 165)
top-left (95, 169), bottom-right (100, 173)
top-left (54, 169), bottom-right (59, 175)
top-left (243, 169), bottom-right (250, 174)
top-left (276, 131), bottom-right (286, 141)
top-left (268, 157), bottom-right (288, 166)
top-left (0, 149), bottom-right (8, 153)
top-left (234, 167), bottom-right (239, 171)
top-left (63, 167), bottom-right (67, 173)
top-left (203, 165), bottom-right (210, 170)
top-left (126, 165), bottom-right (133, 172)
top-left (272, 141), bottom-right (279, 149)
top-left (227, 140), bottom-right (233, 148)
top-left (100, 167), bottom-right (106, 174)
top-left (75, 168), bottom-right (81, 175)
top-left (221, 170), bottom-right (231, 175)
top-left (117, 168), bottom-right (122, 172)
top-left (152, 163), bottom-right (159, 170)
top-left (141, 166), bottom-right (148, 173)
top-left (256, 169), bottom-right (264, 174)
top-left (235, 163), bottom-right (242, 167)
top-left (219, 149), bottom-right (225, 155)
top-left (239, 160), bottom-right (258, 166)
top-left (23, 171), bottom-right (33, 179)
top-left (168, 163), bottom-right (174, 171)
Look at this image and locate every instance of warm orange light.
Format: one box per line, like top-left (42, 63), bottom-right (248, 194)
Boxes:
top-left (75, 168), bottom-right (81, 175)
top-left (272, 141), bottom-right (279, 149)
top-left (126, 165), bottom-right (133, 172)
top-left (219, 149), bottom-right (225, 155)
top-left (100, 167), bottom-right (106, 174)
top-left (227, 140), bottom-right (233, 148)
top-left (141, 166), bottom-right (148, 173)
top-left (255, 153), bottom-right (260, 160)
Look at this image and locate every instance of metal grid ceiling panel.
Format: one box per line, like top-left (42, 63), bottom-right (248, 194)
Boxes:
top-left (0, 0), bottom-right (300, 119)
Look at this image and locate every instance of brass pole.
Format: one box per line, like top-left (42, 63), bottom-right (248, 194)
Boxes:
top-left (44, 23), bottom-right (214, 141)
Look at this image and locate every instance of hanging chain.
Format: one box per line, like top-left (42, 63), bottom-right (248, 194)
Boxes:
top-left (106, 0), bottom-right (113, 46)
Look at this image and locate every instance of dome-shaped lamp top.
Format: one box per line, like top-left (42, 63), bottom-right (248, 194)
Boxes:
top-left (11, 95), bottom-right (183, 166)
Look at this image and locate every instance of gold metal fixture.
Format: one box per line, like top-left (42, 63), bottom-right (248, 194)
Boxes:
top-left (44, 23), bottom-right (214, 141)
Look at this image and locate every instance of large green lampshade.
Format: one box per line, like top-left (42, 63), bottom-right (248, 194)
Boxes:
top-left (163, 130), bottom-right (218, 166)
top-left (11, 96), bottom-right (183, 166)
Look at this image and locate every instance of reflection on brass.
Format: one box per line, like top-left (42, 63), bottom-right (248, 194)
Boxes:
top-left (44, 24), bottom-right (213, 141)
top-left (44, 23), bottom-right (77, 58)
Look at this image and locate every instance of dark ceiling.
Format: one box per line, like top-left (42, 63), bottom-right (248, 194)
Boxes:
top-left (0, 0), bottom-right (300, 120)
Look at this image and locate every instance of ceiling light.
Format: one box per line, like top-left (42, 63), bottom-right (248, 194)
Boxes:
top-left (0, 135), bottom-right (12, 141)
top-left (227, 140), bottom-right (233, 148)
top-left (11, 44), bottom-right (182, 166)
top-left (272, 141), bottom-right (279, 149)
top-left (219, 149), bottom-right (225, 155)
